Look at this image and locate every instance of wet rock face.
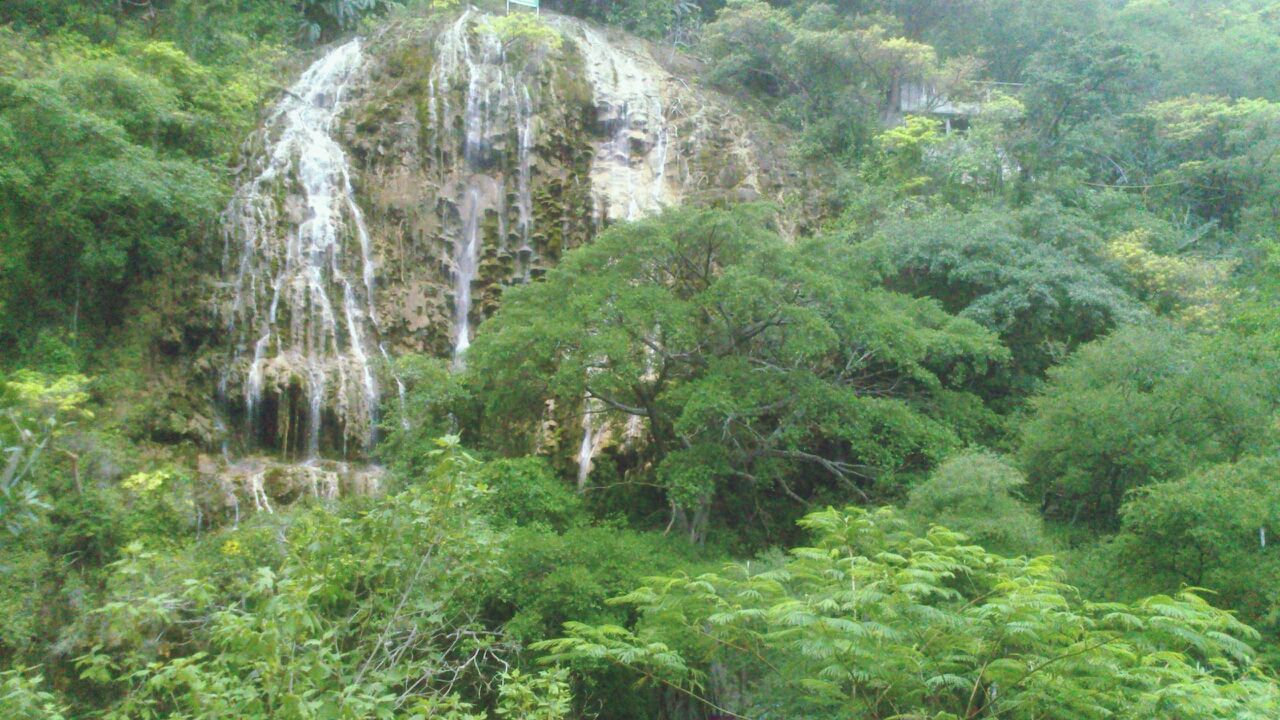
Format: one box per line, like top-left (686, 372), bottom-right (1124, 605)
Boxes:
top-left (217, 39), bottom-right (382, 460)
top-left (215, 9), bottom-right (796, 459)
top-left (350, 10), bottom-right (600, 367)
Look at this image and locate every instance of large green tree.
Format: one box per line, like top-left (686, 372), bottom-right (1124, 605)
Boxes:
top-left (700, 0), bottom-right (976, 159)
top-left (1019, 324), bottom-right (1280, 527)
top-left (1110, 456), bottom-right (1280, 630)
top-left (468, 206), bottom-right (1004, 541)
top-left (0, 31), bottom-right (262, 354)
top-left (865, 204), bottom-right (1142, 390)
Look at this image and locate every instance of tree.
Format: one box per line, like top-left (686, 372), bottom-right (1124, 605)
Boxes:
top-left (538, 506), bottom-right (1280, 719)
top-left (299, 0), bottom-right (386, 42)
top-left (1104, 228), bottom-right (1237, 327)
top-left (468, 206), bottom-right (1005, 541)
top-left (936, 0), bottom-right (1105, 83)
top-left (865, 204), bottom-right (1142, 391)
top-left (0, 33), bottom-right (242, 352)
top-left (1116, 96), bottom-right (1280, 238)
top-left (1018, 31), bottom-right (1146, 175)
top-left (1111, 0), bottom-right (1280, 100)
top-left (1019, 325), bottom-right (1280, 528)
top-left (542, 0), bottom-right (700, 40)
top-left (1110, 456), bottom-right (1280, 631)
top-left (700, 0), bottom-right (976, 160)
top-left (0, 667), bottom-right (68, 720)
top-left (700, 0), bottom-right (797, 97)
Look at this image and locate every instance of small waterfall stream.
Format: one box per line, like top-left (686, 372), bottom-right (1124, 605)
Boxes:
top-left (559, 20), bottom-right (674, 223)
top-left (577, 401), bottom-right (608, 490)
top-left (516, 85), bottom-right (536, 281)
top-left (451, 19), bottom-right (496, 367)
top-left (555, 19), bottom-right (678, 483)
top-left (430, 10), bottom-right (540, 366)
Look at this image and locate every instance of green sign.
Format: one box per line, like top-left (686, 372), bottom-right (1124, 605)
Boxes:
top-left (508, 0), bottom-right (539, 9)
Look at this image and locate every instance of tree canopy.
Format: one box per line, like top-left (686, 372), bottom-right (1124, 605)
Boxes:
top-left (469, 206), bottom-right (1004, 540)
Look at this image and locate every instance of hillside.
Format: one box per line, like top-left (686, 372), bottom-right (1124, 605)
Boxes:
top-left (5, 1), bottom-right (1280, 718)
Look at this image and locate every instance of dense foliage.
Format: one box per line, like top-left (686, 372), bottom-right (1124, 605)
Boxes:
top-left (541, 506), bottom-right (1280, 719)
top-left (468, 205), bottom-right (1003, 542)
top-left (8, 0), bottom-right (1280, 718)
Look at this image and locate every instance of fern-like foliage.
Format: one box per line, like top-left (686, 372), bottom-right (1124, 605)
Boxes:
top-left (537, 506), bottom-right (1280, 719)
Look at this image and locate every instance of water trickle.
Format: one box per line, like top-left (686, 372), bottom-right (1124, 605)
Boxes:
top-left (649, 100), bottom-right (671, 207)
top-left (379, 342), bottom-right (409, 430)
top-left (548, 19), bottom-right (683, 483)
top-left (516, 84), bottom-right (536, 281)
top-left (558, 21), bottom-right (674, 224)
top-left (577, 400), bottom-right (608, 490)
top-left (220, 39), bottom-right (383, 457)
top-left (429, 11), bottom-right (542, 364)
top-left (453, 184), bottom-right (483, 366)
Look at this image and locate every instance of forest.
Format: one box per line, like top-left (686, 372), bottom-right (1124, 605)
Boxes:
top-left (5, 0), bottom-right (1280, 717)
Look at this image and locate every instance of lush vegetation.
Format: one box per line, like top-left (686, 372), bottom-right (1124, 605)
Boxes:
top-left (8, 0), bottom-right (1280, 718)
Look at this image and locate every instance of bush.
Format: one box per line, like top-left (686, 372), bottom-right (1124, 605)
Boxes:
top-left (477, 457), bottom-right (584, 531)
top-left (906, 450), bottom-right (1044, 555)
top-left (486, 525), bottom-right (694, 644)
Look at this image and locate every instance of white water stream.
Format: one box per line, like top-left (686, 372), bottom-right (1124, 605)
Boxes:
top-left (558, 20), bottom-right (674, 223)
top-left (222, 39), bottom-right (382, 457)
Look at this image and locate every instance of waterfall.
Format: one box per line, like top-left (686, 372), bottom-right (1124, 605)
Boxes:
top-left (220, 39), bottom-right (382, 457)
top-left (453, 184), bottom-right (483, 366)
top-left (516, 84), bottom-right (536, 281)
top-left (649, 98), bottom-right (671, 207)
top-left (430, 11), bottom-right (541, 365)
top-left (558, 21), bottom-right (673, 224)
top-left (448, 14), bottom-right (499, 367)
top-left (201, 8), bottom-right (777, 512)
top-left (576, 400), bottom-right (608, 491)
top-left (551, 19), bottom-right (680, 481)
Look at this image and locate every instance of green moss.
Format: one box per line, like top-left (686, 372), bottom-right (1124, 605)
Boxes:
top-left (384, 38), bottom-right (436, 95)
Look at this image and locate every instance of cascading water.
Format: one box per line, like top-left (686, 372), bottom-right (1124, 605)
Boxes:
top-left (577, 401), bottom-right (608, 490)
top-left (557, 21), bottom-right (674, 224)
top-left (428, 11), bottom-right (541, 366)
top-left (220, 39), bottom-right (382, 457)
top-left (515, 85), bottom-right (536, 281)
top-left (202, 7), bottom-right (784, 514)
top-left (447, 13), bottom-right (497, 367)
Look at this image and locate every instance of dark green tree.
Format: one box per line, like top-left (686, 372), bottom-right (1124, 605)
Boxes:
top-left (468, 206), bottom-right (1004, 541)
top-left (1020, 325), bottom-right (1280, 527)
top-left (866, 205), bottom-right (1142, 391)
top-left (1110, 456), bottom-right (1280, 631)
